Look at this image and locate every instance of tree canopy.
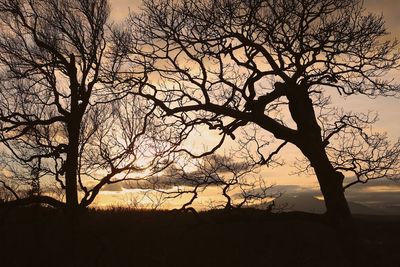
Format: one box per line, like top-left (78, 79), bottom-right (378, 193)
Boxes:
top-left (116, 0), bottom-right (400, 223)
top-left (0, 0), bottom-right (184, 210)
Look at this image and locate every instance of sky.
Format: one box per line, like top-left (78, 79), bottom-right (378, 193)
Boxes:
top-left (97, 0), bottom-right (400, 212)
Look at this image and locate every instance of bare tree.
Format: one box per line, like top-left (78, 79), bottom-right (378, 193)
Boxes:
top-left (118, 0), bottom-right (400, 225)
top-left (0, 0), bottom-right (184, 211)
top-left (142, 154), bottom-right (278, 212)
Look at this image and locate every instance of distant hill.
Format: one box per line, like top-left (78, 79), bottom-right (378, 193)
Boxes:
top-left (260, 193), bottom-right (389, 215)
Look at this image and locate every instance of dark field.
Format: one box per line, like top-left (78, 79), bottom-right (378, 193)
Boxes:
top-left (0, 207), bottom-right (399, 267)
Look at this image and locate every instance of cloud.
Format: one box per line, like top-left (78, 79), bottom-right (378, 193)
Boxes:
top-left (102, 183), bottom-right (125, 192)
top-left (101, 155), bottom-right (257, 192)
top-left (99, 170), bottom-right (224, 192)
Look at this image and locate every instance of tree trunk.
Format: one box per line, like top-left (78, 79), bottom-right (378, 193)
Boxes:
top-left (302, 143), bottom-right (352, 225)
top-left (65, 122), bottom-right (80, 212)
top-left (286, 84), bottom-right (352, 226)
top-left (65, 54), bottom-right (81, 213)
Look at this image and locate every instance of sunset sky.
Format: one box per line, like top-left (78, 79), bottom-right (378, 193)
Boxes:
top-left (92, 0), bottom-right (400, 212)
top-left (2, 2), bottom-right (400, 266)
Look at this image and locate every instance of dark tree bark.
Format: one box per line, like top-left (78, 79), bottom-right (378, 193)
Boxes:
top-left (64, 54), bottom-right (82, 211)
top-left (287, 84), bottom-right (352, 221)
top-left (301, 143), bottom-right (351, 222)
top-left (65, 123), bottom-right (81, 210)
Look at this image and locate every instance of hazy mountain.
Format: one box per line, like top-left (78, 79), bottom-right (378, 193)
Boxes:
top-left (267, 193), bottom-right (390, 215)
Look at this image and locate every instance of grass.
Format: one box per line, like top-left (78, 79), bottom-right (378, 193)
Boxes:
top-left (0, 206), bottom-right (399, 267)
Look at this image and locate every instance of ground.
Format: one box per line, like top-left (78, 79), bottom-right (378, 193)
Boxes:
top-left (0, 207), bottom-right (399, 267)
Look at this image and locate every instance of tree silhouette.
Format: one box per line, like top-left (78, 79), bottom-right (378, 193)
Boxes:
top-left (119, 0), bottom-right (400, 225)
top-left (0, 0), bottom-right (184, 211)
top-left (143, 154), bottom-right (277, 212)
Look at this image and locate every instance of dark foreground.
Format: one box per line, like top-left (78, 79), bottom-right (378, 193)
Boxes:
top-left (0, 207), bottom-right (399, 267)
